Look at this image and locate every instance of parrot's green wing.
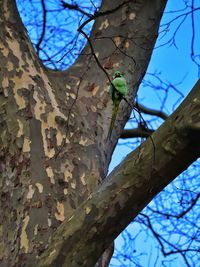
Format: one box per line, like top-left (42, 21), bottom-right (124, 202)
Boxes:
top-left (112, 76), bottom-right (127, 96)
top-left (106, 72), bottom-right (127, 141)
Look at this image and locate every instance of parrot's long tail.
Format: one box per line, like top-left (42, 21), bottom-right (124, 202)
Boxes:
top-left (106, 104), bottom-right (119, 142)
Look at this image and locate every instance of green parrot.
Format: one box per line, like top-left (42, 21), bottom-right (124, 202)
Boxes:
top-left (106, 71), bottom-right (127, 141)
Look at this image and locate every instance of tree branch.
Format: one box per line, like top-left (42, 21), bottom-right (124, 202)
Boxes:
top-left (138, 213), bottom-right (191, 267)
top-left (36, 0), bottom-right (47, 54)
top-left (135, 102), bottom-right (168, 120)
top-left (61, 1), bottom-right (93, 17)
top-left (146, 192), bottom-right (200, 219)
top-left (121, 127), bottom-right (154, 138)
top-left (77, 0), bottom-right (132, 32)
top-left (37, 80), bottom-right (200, 267)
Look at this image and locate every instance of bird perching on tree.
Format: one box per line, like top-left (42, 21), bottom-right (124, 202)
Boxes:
top-left (106, 71), bottom-right (128, 141)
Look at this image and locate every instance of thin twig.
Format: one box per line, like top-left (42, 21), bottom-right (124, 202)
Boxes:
top-left (36, 0), bottom-right (47, 54)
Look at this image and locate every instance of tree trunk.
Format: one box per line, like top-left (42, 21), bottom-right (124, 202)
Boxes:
top-left (0, 0), bottom-right (171, 266)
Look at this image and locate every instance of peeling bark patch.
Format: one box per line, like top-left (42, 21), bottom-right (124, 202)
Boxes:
top-left (91, 105), bottom-right (97, 112)
top-left (78, 136), bottom-right (94, 146)
top-left (79, 136), bottom-right (87, 145)
top-left (64, 169), bottom-right (72, 182)
top-left (65, 84), bottom-right (71, 90)
top-left (66, 92), bottom-right (70, 100)
top-left (85, 206), bottom-right (91, 214)
top-left (114, 37), bottom-right (121, 46)
top-left (55, 202), bottom-right (65, 222)
top-left (70, 93), bottom-right (76, 99)
top-left (49, 249), bottom-right (56, 257)
top-left (48, 218), bottom-right (52, 227)
top-left (63, 188), bottom-right (68, 195)
top-left (129, 13), bottom-right (136, 20)
top-left (99, 19), bottom-right (109, 30)
top-left (27, 185), bottom-right (35, 200)
top-left (56, 131), bottom-right (66, 146)
top-left (125, 41), bottom-right (130, 49)
top-left (35, 183), bottom-right (43, 193)
top-left (80, 173), bottom-right (86, 186)
top-left (23, 137), bottom-right (31, 153)
top-left (61, 165), bottom-right (73, 182)
top-left (20, 215), bottom-right (30, 253)
top-left (2, 77), bottom-right (9, 90)
top-left (92, 85), bottom-right (100, 96)
top-left (17, 119), bottom-right (24, 137)
top-left (34, 224), bottom-right (38, 236)
top-left (46, 166), bottom-right (55, 184)
top-left (113, 62), bottom-right (120, 68)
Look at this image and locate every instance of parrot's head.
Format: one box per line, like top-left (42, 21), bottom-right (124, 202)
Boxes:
top-left (113, 71), bottom-right (123, 78)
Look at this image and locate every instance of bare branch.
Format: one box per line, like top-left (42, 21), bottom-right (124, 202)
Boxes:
top-left (78, 27), bottom-right (112, 83)
top-left (177, 192), bottom-right (200, 218)
top-left (78, 0), bottom-right (132, 32)
top-left (138, 213), bottom-right (191, 267)
top-left (135, 103), bottom-right (168, 120)
top-left (146, 192), bottom-right (200, 219)
top-left (36, 0), bottom-right (47, 54)
top-left (61, 1), bottom-right (93, 17)
top-left (121, 127), bottom-right (154, 138)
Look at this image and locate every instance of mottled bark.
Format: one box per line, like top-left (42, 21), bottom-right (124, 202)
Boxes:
top-left (0, 0), bottom-right (170, 266)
